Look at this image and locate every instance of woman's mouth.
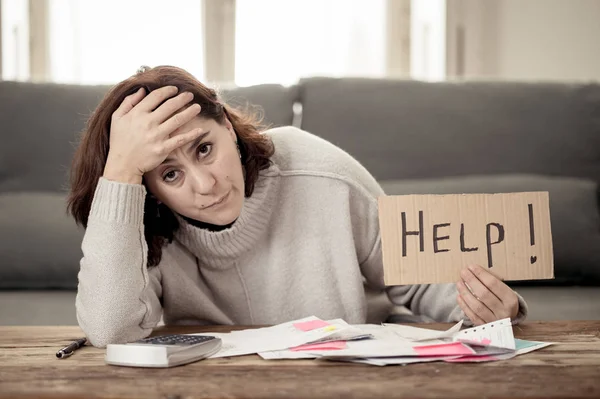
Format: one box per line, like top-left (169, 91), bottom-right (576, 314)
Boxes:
top-left (203, 191), bottom-right (230, 210)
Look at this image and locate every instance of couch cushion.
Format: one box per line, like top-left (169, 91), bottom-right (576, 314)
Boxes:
top-left (298, 77), bottom-right (600, 183)
top-left (0, 192), bottom-right (84, 289)
top-left (0, 291), bottom-right (78, 325)
top-left (379, 174), bottom-right (600, 285)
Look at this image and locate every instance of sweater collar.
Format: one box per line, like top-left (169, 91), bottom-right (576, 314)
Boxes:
top-left (174, 165), bottom-right (280, 269)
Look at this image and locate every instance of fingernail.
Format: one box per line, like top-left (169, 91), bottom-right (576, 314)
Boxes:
top-left (468, 265), bottom-right (476, 272)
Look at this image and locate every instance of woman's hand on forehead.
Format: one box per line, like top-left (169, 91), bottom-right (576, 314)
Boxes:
top-left (103, 86), bottom-right (206, 184)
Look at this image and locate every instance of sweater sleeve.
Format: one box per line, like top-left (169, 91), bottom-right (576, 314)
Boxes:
top-left (75, 177), bottom-right (163, 348)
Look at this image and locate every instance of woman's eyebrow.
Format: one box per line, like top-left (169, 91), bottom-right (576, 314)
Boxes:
top-left (185, 130), bottom-right (211, 154)
top-left (162, 130), bottom-right (211, 164)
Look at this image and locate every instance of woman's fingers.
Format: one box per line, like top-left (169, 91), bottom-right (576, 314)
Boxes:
top-left (158, 103), bottom-right (202, 136)
top-left (457, 265), bottom-right (520, 322)
top-left (163, 128), bottom-right (207, 154)
top-left (112, 87), bottom-right (146, 119)
top-left (153, 91), bottom-right (197, 125)
top-left (466, 265), bottom-right (513, 303)
top-left (457, 294), bottom-right (486, 326)
top-left (460, 266), bottom-right (505, 317)
top-left (456, 280), bottom-right (496, 323)
top-left (134, 85), bottom-right (179, 113)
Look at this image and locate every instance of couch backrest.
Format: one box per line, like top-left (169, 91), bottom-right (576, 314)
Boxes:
top-left (220, 83), bottom-right (299, 129)
top-left (0, 81), bottom-right (299, 194)
top-left (2, 77), bottom-right (599, 289)
top-left (0, 82), bottom-right (110, 193)
top-left (298, 77), bottom-right (600, 183)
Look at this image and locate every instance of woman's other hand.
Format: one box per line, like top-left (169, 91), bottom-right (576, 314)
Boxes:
top-left (456, 264), bottom-right (519, 325)
top-left (103, 86), bottom-right (203, 184)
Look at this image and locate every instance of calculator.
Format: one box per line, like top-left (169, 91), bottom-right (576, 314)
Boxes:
top-left (105, 334), bottom-right (222, 368)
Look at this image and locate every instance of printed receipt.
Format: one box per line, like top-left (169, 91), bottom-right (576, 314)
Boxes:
top-left (453, 318), bottom-right (516, 350)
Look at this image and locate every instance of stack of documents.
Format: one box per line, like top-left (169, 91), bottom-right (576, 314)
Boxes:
top-left (192, 316), bottom-right (551, 366)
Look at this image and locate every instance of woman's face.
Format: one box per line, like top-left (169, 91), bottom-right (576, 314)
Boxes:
top-left (144, 117), bottom-right (245, 226)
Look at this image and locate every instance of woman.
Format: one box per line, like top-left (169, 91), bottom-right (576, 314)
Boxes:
top-left (68, 66), bottom-right (527, 348)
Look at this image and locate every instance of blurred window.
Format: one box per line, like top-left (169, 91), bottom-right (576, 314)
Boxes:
top-left (1, 0), bottom-right (30, 81)
top-left (47, 0), bottom-right (204, 84)
top-left (234, 0), bottom-right (387, 86)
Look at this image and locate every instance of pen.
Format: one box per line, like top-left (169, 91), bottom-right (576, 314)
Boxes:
top-left (56, 337), bottom-right (87, 359)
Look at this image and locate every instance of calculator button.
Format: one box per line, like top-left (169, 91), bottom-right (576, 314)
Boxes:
top-left (136, 334), bottom-right (215, 345)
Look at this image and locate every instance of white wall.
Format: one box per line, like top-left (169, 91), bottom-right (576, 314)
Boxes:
top-left (494, 0), bottom-right (600, 81)
top-left (448, 0), bottom-right (600, 82)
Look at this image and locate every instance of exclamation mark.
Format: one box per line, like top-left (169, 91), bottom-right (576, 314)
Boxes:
top-left (528, 204), bottom-right (537, 264)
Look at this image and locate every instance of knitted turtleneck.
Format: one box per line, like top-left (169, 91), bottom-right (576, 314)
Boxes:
top-left (173, 165), bottom-right (279, 269)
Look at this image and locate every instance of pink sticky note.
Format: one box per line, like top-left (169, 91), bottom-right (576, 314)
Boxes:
top-left (413, 342), bottom-right (475, 357)
top-left (290, 341), bottom-right (348, 352)
top-left (293, 319), bottom-right (330, 331)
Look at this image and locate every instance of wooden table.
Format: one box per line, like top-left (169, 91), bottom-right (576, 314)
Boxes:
top-left (1, 321), bottom-right (599, 399)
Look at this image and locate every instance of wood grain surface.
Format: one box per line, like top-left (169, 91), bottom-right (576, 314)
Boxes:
top-left (1, 321), bottom-right (599, 399)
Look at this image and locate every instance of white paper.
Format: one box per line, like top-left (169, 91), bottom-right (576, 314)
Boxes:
top-left (260, 324), bottom-right (403, 360)
top-left (259, 323), bottom-right (455, 360)
top-left (193, 316), bottom-right (550, 364)
top-left (264, 340), bottom-right (417, 360)
top-left (351, 324), bottom-right (409, 341)
top-left (382, 320), bottom-right (464, 341)
top-left (453, 318), bottom-right (516, 350)
top-left (309, 319), bottom-right (373, 343)
top-left (307, 338), bottom-right (420, 358)
top-left (259, 319), bottom-right (372, 360)
top-left (192, 316), bottom-right (359, 358)
top-left (259, 350), bottom-right (316, 360)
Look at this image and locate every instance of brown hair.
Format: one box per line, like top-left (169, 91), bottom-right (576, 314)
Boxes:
top-left (68, 65), bottom-right (274, 267)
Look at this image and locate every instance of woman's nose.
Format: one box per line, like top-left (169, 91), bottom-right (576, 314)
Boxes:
top-left (189, 169), bottom-right (216, 195)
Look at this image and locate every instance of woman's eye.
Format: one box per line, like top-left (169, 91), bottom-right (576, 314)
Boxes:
top-left (162, 170), bottom-right (179, 182)
top-left (198, 143), bottom-right (213, 157)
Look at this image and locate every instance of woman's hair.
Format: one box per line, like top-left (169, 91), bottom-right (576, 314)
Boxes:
top-left (68, 65), bottom-right (274, 267)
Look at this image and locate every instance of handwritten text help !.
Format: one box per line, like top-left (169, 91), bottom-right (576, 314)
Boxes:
top-left (378, 192), bottom-right (554, 285)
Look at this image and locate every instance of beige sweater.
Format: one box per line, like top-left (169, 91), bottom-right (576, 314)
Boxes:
top-left (76, 126), bottom-right (527, 347)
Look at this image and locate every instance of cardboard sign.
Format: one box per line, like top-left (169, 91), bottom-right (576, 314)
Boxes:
top-left (378, 192), bottom-right (554, 285)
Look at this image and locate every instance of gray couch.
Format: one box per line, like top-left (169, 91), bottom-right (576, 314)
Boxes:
top-left (1, 77), bottom-right (599, 325)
